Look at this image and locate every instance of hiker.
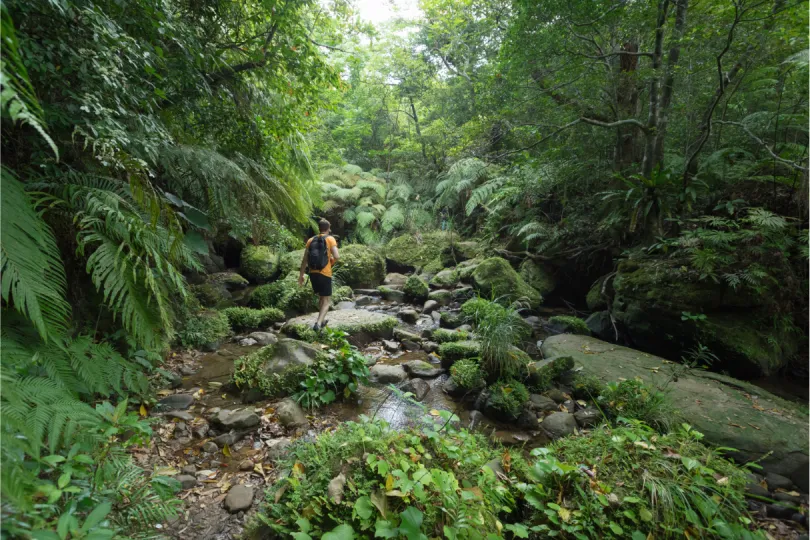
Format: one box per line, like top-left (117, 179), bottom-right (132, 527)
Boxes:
top-left (440, 207), bottom-right (449, 231)
top-left (298, 218), bottom-right (340, 331)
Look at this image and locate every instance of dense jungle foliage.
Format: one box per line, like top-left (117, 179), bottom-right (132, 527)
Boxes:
top-left (1, 0), bottom-right (807, 537)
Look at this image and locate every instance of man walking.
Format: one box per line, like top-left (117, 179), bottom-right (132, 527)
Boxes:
top-left (298, 219), bottom-right (340, 331)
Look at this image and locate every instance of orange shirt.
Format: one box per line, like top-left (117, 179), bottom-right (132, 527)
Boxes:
top-left (305, 235), bottom-right (338, 278)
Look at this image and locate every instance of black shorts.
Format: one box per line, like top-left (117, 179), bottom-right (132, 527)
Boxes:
top-left (309, 272), bottom-right (332, 297)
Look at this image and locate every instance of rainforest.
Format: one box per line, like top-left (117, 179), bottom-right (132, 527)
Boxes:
top-left (1, 0), bottom-right (808, 538)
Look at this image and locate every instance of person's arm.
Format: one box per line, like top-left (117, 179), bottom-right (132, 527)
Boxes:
top-left (330, 244), bottom-right (339, 265)
top-left (298, 246), bottom-right (309, 286)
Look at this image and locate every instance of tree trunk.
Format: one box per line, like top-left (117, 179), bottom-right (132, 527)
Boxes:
top-left (409, 96), bottom-right (427, 159)
top-left (641, 0), bottom-right (670, 179)
top-left (615, 42), bottom-right (641, 171)
top-left (653, 0), bottom-right (688, 164)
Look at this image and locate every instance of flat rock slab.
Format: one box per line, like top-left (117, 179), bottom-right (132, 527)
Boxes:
top-left (369, 364), bottom-right (408, 384)
top-left (211, 409), bottom-right (260, 430)
top-left (156, 394), bottom-right (194, 411)
top-left (224, 485), bottom-right (254, 513)
top-left (283, 309), bottom-right (396, 345)
top-left (402, 360), bottom-right (444, 379)
top-left (542, 334), bottom-right (810, 491)
top-left (248, 331), bottom-right (278, 346)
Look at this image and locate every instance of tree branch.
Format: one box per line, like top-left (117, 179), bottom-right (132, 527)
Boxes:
top-left (714, 121), bottom-right (809, 172)
top-left (581, 117), bottom-right (647, 131)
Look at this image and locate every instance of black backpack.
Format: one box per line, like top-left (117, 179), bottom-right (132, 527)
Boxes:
top-left (308, 235), bottom-right (329, 271)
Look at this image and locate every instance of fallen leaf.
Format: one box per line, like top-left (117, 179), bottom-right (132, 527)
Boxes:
top-left (633, 441), bottom-right (655, 450)
top-left (728, 423), bottom-right (745, 429)
top-left (748, 423), bottom-right (761, 430)
top-left (222, 444), bottom-right (232, 457)
top-left (462, 486), bottom-right (483, 500)
top-left (502, 450), bottom-right (512, 473)
top-left (559, 507), bottom-right (571, 522)
top-left (716, 477), bottom-right (729, 485)
top-left (385, 474), bottom-right (394, 492)
top-left (139, 404), bottom-right (147, 417)
top-left (274, 484), bottom-right (288, 503)
top-left (292, 462), bottom-right (306, 477)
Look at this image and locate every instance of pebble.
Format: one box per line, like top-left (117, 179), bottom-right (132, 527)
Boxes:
top-left (156, 393), bottom-right (195, 411)
top-left (224, 485), bottom-right (255, 513)
top-left (181, 465), bottom-right (197, 475)
top-left (239, 459), bottom-right (254, 471)
top-left (165, 410), bottom-right (194, 422)
top-left (202, 441), bottom-right (218, 453)
top-left (179, 366), bottom-right (196, 376)
top-left (177, 474), bottom-right (197, 490)
top-left (238, 337), bottom-right (258, 346)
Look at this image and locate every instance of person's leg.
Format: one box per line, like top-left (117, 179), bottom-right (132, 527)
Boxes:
top-left (317, 295), bottom-right (329, 326)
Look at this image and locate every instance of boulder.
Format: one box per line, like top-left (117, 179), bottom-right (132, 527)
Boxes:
top-left (283, 310), bottom-right (397, 345)
top-left (399, 378), bottom-right (430, 401)
top-left (765, 472), bottom-right (795, 492)
top-left (265, 437), bottom-right (292, 461)
top-left (378, 286), bottom-right (405, 302)
top-left (541, 412), bottom-right (578, 440)
top-left (214, 431), bottom-right (247, 447)
top-left (384, 232), bottom-right (454, 273)
top-left (574, 408), bottom-right (602, 427)
top-left (238, 337), bottom-right (258, 347)
top-left (202, 441), bottom-right (218, 453)
top-left (334, 244), bottom-right (385, 288)
top-left (529, 394), bottom-right (558, 413)
top-left (542, 334), bottom-right (810, 491)
top-left (249, 271), bottom-right (317, 313)
top-left (264, 339), bottom-right (320, 378)
top-left (382, 340), bottom-right (400, 352)
top-left (422, 300), bottom-right (440, 314)
top-left (452, 286), bottom-right (475, 301)
top-left (439, 311), bottom-right (464, 329)
top-left (240, 245), bottom-right (279, 283)
top-left (399, 309), bottom-right (419, 323)
top-left (393, 328), bottom-right (422, 342)
top-left (335, 301), bottom-right (357, 310)
top-left (276, 398), bottom-right (308, 429)
top-left (207, 272), bottom-right (250, 291)
top-left (354, 295), bottom-right (376, 306)
top-left (430, 269), bottom-right (459, 288)
top-left (585, 311), bottom-right (616, 342)
top-left (369, 364), bottom-right (408, 384)
top-left (198, 251), bottom-right (226, 274)
top-left (402, 360), bottom-right (443, 378)
top-left (427, 289), bottom-right (452, 306)
top-left (192, 282), bottom-right (233, 308)
top-left (527, 356), bottom-right (575, 389)
top-left (211, 409), bottom-right (260, 430)
top-left (421, 341), bottom-right (439, 353)
top-left (610, 258), bottom-right (797, 377)
top-left (278, 249), bottom-right (306, 276)
top-left (403, 275), bottom-right (429, 301)
top-left (224, 485), bottom-right (254, 513)
top-left (402, 340), bottom-right (420, 351)
top-left (385, 273), bottom-right (409, 286)
top-left (586, 275), bottom-right (614, 311)
top-left (471, 257), bottom-right (542, 309)
top-left (518, 260), bottom-right (556, 296)
top-left (156, 394), bottom-right (194, 411)
top-left (248, 332), bottom-right (278, 346)
top-left (546, 316), bottom-right (590, 336)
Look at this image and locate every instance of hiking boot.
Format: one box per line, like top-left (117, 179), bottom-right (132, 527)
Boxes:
top-left (312, 322), bottom-right (320, 332)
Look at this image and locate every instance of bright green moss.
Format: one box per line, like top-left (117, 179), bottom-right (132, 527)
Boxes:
top-left (432, 328), bottom-right (470, 343)
top-left (548, 315), bottom-right (590, 335)
top-left (471, 257), bottom-right (543, 308)
top-left (240, 245), bottom-right (279, 283)
top-left (222, 306), bottom-right (285, 331)
top-left (177, 310), bottom-right (231, 349)
top-left (403, 275), bottom-right (429, 301)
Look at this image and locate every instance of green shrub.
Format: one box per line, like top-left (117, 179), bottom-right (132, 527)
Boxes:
top-left (332, 285), bottom-right (354, 304)
top-left (522, 421), bottom-right (756, 539)
top-left (403, 274), bottom-right (429, 301)
top-left (450, 358), bottom-right (485, 390)
top-left (293, 328), bottom-right (370, 409)
top-left (177, 310), bottom-right (231, 348)
top-left (432, 328), bottom-right (469, 343)
top-left (571, 373), bottom-right (606, 400)
top-left (548, 315), bottom-right (590, 335)
top-left (486, 379), bottom-right (530, 419)
top-left (460, 296), bottom-right (491, 324)
top-left (467, 297), bottom-right (532, 380)
top-left (254, 415), bottom-right (518, 538)
top-left (222, 306), bottom-right (284, 331)
top-left (191, 282), bottom-right (231, 308)
top-left (248, 283), bottom-right (284, 308)
top-left (438, 340), bottom-right (481, 364)
top-left (248, 272), bottom-right (318, 313)
top-left (598, 379), bottom-right (675, 431)
top-left (232, 345), bottom-right (308, 397)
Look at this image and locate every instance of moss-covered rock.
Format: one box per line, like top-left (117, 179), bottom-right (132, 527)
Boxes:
top-left (192, 282), bottom-right (233, 308)
top-left (430, 269), bottom-right (459, 288)
top-left (207, 271), bottom-right (249, 291)
top-left (240, 245), bottom-right (279, 283)
top-left (611, 258), bottom-right (797, 376)
top-left (378, 286), bottom-right (405, 302)
top-left (542, 334), bottom-right (809, 491)
top-left (586, 274), bottom-right (614, 311)
top-left (332, 285), bottom-right (354, 304)
top-left (333, 244), bottom-right (385, 288)
top-left (485, 379), bottom-right (530, 421)
top-left (222, 307), bottom-right (285, 332)
top-left (384, 231), bottom-right (454, 272)
top-left (278, 249), bottom-right (305, 276)
top-left (282, 309), bottom-right (396, 346)
top-left (177, 310), bottom-right (231, 350)
top-left (456, 258), bottom-right (482, 282)
top-left (232, 339), bottom-right (318, 398)
top-left (471, 257), bottom-right (543, 308)
top-left (439, 311), bottom-right (464, 329)
top-left (432, 328), bottom-right (470, 343)
top-left (438, 340), bottom-right (481, 368)
top-left (547, 315), bottom-right (590, 336)
top-left (427, 289), bottom-right (452, 305)
top-left (440, 241), bottom-right (481, 266)
top-left (527, 355), bottom-right (575, 390)
top-left (249, 272), bottom-right (318, 314)
top-left (403, 275), bottom-right (429, 302)
top-left (518, 260), bottom-right (556, 296)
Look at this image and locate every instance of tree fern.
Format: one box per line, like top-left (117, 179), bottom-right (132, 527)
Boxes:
top-left (465, 176), bottom-right (506, 216)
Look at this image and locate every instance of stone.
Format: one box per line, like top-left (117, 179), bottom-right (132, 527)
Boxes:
top-left (248, 331), bottom-right (278, 346)
top-left (224, 485), bottom-right (254, 513)
top-left (336, 244), bottom-right (386, 288)
top-left (276, 398), bottom-right (308, 429)
top-left (562, 400), bottom-right (577, 413)
top-left (192, 282), bottom-right (233, 308)
top-left (402, 340), bottom-right (421, 351)
top-left (574, 408), bottom-right (601, 427)
top-left (452, 286), bottom-right (475, 301)
top-left (541, 412), bottom-right (578, 440)
top-left (586, 275), bottom-right (613, 311)
top-left (202, 441), bottom-right (218, 453)
top-left (765, 472), bottom-right (795, 492)
top-left (546, 316), bottom-right (590, 336)
top-left (457, 324), bottom-right (473, 332)
top-left (745, 481), bottom-right (770, 498)
top-left (165, 410), bottom-right (194, 422)
top-left (179, 365), bottom-right (196, 376)
top-left (483, 457), bottom-right (505, 476)
top-left (384, 232), bottom-right (454, 273)
top-left (283, 310), bottom-right (396, 345)
top-left (585, 311), bottom-right (616, 342)
top-left (156, 394), bottom-right (194, 411)
top-left (529, 394), bottom-right (558, 413)
top-left (399, 378), bottom-right (430, 401)
top-left (240, 245), bottom-right (278, 283)
top-left (527, 356), bottom-right (575, 387)
top-left (208, 272), bottom-right (250, 291)
top-left (382, 340), bottom-right (400, 352)
top-left (430, 269), bottom-right (459, 288)
top-left (393, 328), bottom-right (422, 342)
top-left (378, 287), bottom-right (405, 302)
top-left (262, 339), bottom-right (320, 379)
top-left (354, 295), bottom-right (375, 306)
top-left (468, 410), bottom-right (485, 430)
top-left (238, 337), bottom-right (258, 347)
top-left (517, 406), bottom-right (540, 429)
top-left (384, 273), bottom-right (409, 286)
top-left (438, 341), bottom-right (481, 369)
top-left (335, 301), bottom-right (356, 310)
top-left (544, 388), bottom-right (570, 403)
top-left (403, 275), bottom-right (429, 301)
top-left (164, 372), bottom-right (183, 389)
top-left (443, 376), bottom-right (463, 397)
top-left (773, 491), bottom-right (802, 505)
top-left (471, 257), bottom-right (543, 309)
top-left (431, 311), bottom-right (442, 323)
top-left (766, 504), bottom-right (794, 520)
top-left (177, 474), bottom-right (197, 490)
top-left (402, 360), bottom-right (443, 378)
top-left (421, 341), bottom-right (439, 353)
top-left (428, 289), bottom-right (452, 306)
top-left (266, 438), bottom-right (292, 461)
top-left (369, 364), bottom-right (408, 384)
top-left (542, 334), bottom-right (810, 491)
top-left (239, 459), bottom-right (254, 471)
top-left (181, 465), bottom-right (197, 475)
top-left (422, 300), bottom-right (439, 314)
top-left (214, 432), bottom-right (246, 447)
top-left (518, 260), bottom-right (556, 296)
top-left (211, 409), bottom-right (260, 430)
top-left (353, 289), bottom-right (382, 297)
top-left (399, 309), bottom-right (419, 323)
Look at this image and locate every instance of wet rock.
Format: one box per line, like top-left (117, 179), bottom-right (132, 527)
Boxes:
top-left (402, 340), bottom-right (421, 351)
top-left (378, 287), bottom-right (405, 302)
top-left (263, 339), bottom-right (320, 378)
top-left (224, 485), bottom-right (254, 513)
top-left (766, 472), bottom-right (795, 492)
top-left (239, 459), bottom-right (254, 471)
top-left (266, 438), bottom-right (292, 461)
top-left (473, 390), bottom-right (489, 411)
top-left (745, 481), bottom-right (770, 498)
top-left (393, 328), bottom-right (421, 342)
top-left (353, 289), bottom-right (382, 297)
top-left (156, 394), bottom-right (194, 411)
top-left (202, 441), bottom-right (218, 453)
top-left (529, 394), bottom-right (558, 413)
top-left (399, 309), bottom-right (418, 323)
top-left (165, 410), bottom-right (195, 422)
top-left (369, 364), bottom-right (408, 384)
top-left (164, 372), bottom-right (183, 389)
top-left (214, 431), bottom-right (246, 447)
top-left (238, 337), bottom-right (258, 347)
top-left (181, 464), bottom-right (197, 475)
top-left (518, 406), bottom-right (540, 429)
top-left (402, 360), bottom-right (443, 378)
top-left (177, 474), bottom-right (197, 490)
top-left (212, 409), bottom-right (260, 430)
top-left (335, 301), bottom-right (356, 310)
top-left (468, 410), bottom-right (485, 430)
top-left (248, 332), bottom-right (278, 346)
top-left (400, 378), bottom-right (430, 401)
top-left (354, 295), bottom-right (375, 306)
top-left (176, 422), bottom-right (188, 432)
top-left (193, 425), bottom-right (209, 439)
top-left (457, 324), bottom-right (473, 332)
top-left (562, 400), bottom-right (577, 413)
top-left (443, 376), bottom-right (463, 397)
top-left (766, 503), bottom-right (795, 520)
top-left (422, 300), bottom-right (440, 314)
top-left (179, 365), bottom-right (196, 376)
top-left (242, 388), bottom-right (266, 404)
top-left (385, 273), bottom-right (409, 286)
top-left (773, 491), bottom-right (802, 505)
top-left (544, 388), bottom-right (569, 403)
top-left (574, 408), bottom-right (601, 427)
top-left (585, 311), bottom-right (616, 342)
top-left (382, 340), bottom-right (400, 352)
top-left (276, 399), bottom-right (308, 429)
top-left (421, 341), bottom-right (439, 353)
top-left (541, 412), bottom-right (578, 440)
top-left (284, 310), bottom-right (396, 344)
top-left (427, 289), bottom-right (452, 306)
